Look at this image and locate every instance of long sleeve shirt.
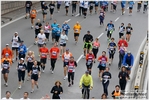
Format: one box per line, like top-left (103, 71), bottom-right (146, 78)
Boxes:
top-left (51, 86), bottom-right (63, 95)
top-left (18, 45), bottom-right (27, 54)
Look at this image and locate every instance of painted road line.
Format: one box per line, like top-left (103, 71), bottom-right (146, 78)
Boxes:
top-left (97, 33), bottom-right (104, 39)
top-left (1, 9), bottom-right (41, 28)
top-left (66, 19), bottom-right (71, 22)
top-left (75, 13), bottom-right (80, 17)
top-left (127, 7), bottom-right (129, 9)
top-left (115, 17), bottom-right (120, 22)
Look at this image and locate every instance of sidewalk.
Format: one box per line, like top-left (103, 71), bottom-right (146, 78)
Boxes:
top-left (1, 2), bottom-right (43, 25)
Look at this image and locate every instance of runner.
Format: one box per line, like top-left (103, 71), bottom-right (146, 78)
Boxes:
top-left (102, 67), bottom-right (112, 97)
top-left (79, 71), bottom-right (93, 99)
top-left (72, 1), bottom-right (77, 16)
top-left (20, 92), bottom-right (30, 100)
top-left (102, 1), bottom-right (108, 12)
top-left (89, 1), bottom-right (94, 15)
top-left (17, 58), bottom-right (26, 89)
top-left (110, 1), bottom-right (114, 12)
top-left (57, 1), bottom-right (62, 13)
top-left (118, 43), bottom-right (127, 69)
top-left (55, 24), bottom-right (62, 45)
top-left (41, 1), bottom-right (45, 10)
top-left (42, 3), bottom-right (48, 23)
top-left (94, 1), bottom-right (99, 14)
top-left (44, 22), bottom-right (51, 42)
top-left (126, 23), bottom-right (133, 42)
top-left (37, 30), bottom-right (46, 56)
top-left (49, 43), bottom-right (60, 74)
top-left (83, 31), bottom-right (93, 58)
top-left (25, 1), bottom-right (32, 19)
top-left (18, 41), bottom-right (27, 60)
top-left (108, 38), bottom-right (117, 65)
top-left (1, 44), bottom-right (13, 61)
top-left (62, 21), bottom-right (70, 36)
top-left (118, 36), bottom-right (128, 49)
top-left (51, 81), bottom-right (63, 99)
top-left (97, 51), bottom-right (108, 81)
top-left (121, 1), bottom-right (126, 15)
top-left (39, 43), bottom-right (49, 73)
top-left (1, 53), bottom-right (12, 87)
top-left (92, 38), bottom-right (100, 62)
top-left (101, 93), bottom-right (107, 99)
top-left (59, 31), bottom-right (68, 56)
top-left (30, 7), bottom-right (37, 29)
top-left (118, 66), bottom-right (129, 92)
top-left (73, 21), bottom-right (81, 44)
top-left (79, 0), bottom-right (84, 16)
top-left (111, 85), bottom-right (123, 99)
top-left (34, 19), bottom-right (42, 45)
top-left (86, 51), bottom-right (95, 75)
top-left (26, 51), bottom-right (35, 81)
top-left (2, 91), bottom-right (13, 100)
top-left (99, 9), bottom-right (105, 26)
top-left (51, 20), bottom-right (58, 43)
top-left (49, 1), bottom-right (55, 20)
top-left (67, 56), bottom-right (77, 87)
top-left (118, 23), bottom-right (125, 39)
top-left (11, 32), bottom-right (21, 61)
top-left (122, 51), bottom-right (134, 78)
top-left (143, 1), bottom-right (148, 14)
top-left (65, 1), bottom-right (70, 16)
top-left (137, 1), bottom-right (142, 12)
top-left (83, 1), bottom-right (89, 18)
top-left (62, 49), bottom-right (73, 80)
top-left (112, 1), bottom-right (117, 13)
top-left (128, 1), bottom-right (135, 16)
top-left (31, 60), bottom-right (41, 93)
top-left (105, 20), bottom-right (115, 42)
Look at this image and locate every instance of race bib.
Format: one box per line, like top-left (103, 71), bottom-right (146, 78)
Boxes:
top-left (33, 69), bottom-right (38, 74)
top-left (3, 64), bottom-right (8, 69)
top-left (75, 29), bottom-right (78, 32)
top-left (35, 25), bottom-right (39, 29)
top-left (18, 65), bottom-right (23, 69)
top-left (13, 43), bottom-right (17, 45)
top-left (50, 6), bottom-right (54, 9)
top-left (20, 48), bottom-right (24, 51)
top-left (52, 51), bottom-right (57, 56)
top-left (41, 53), bottom-right (46, 57)
top-left (27, 4), bottom-right (30, 7)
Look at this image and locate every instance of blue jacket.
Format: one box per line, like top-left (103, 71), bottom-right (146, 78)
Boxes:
top-left (18, 44), bottom-right (27, 54)
top-left (122, 53), bottom-right (134, 66)
top-left (129, 1), bottom-right (134, 7)
top-left (51, 23), bottom-right (58, 33)
top-left (102, 1), bottom-right (108, 6)
top-left (55, 27), bottom-right (62, 36)
top-left (62, 24), bottom-right (70, 31)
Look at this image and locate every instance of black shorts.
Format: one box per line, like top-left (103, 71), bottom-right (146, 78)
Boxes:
top-left (31, 74), bottom-right (38, 81)
top-left (57, 4), bottom-right (61, 9)
top-left (126, 32), bottom-right (131, 35)
top-left (2, 69), bottom-right (9, 74)
top-left (119, 32), bottom-right (124, 38)
top-left (42, 11), bottom-right (47, 15)
top-left (65, 6), bottom-right (69, 9)
top-left (95, 5), bottom-right (99, 7)
top-left (83, 43), bottom-right (92, 49)
top-left (89, 6), bottom-right (93, 10)
top-left (98, 65), bottom-right (106, 71)
top-left (19, 53), bottom-right (26, 59)
top-left (38, 44), bottom-right (43, 47)
top-left (50, 9), bottom-right (54, 14)
top-left (74, 33), bottom-right (79, 37)
top-left (45, 33), bottom-right (50, 39)
top-left (109, 50), bottom-right (115, 59)
top-left (52, 33), bottom-right (56, 39)
top-left (35, 30), bottom-right (39, 38)
top-left (86, 62), bottom-right (93, 69)
top-left (55, 36), bottom-right (60, 42)
top-left (107, 31), bottom-right (112, 38)
top-left (63, 62), bottom-right (69, 67)
top-left (40, 58), bottom-right (47, 64)
top-left (12, 47), bottom-right (19, 51)
top-left (60, 43), bottom-right (66, 47)
top-left (26, 7), bottom-right (31, 13)
top-left (83, 8), bottom-right (88, 12)
top-left (129, 7), bottom-right (133, 10)
top-left (27, 62), bottom-right (33, 73)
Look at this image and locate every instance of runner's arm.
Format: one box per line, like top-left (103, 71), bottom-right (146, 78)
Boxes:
top-left (130, 55), bottom-right (134, 66)
top-left (90, 75), bottom-right (93, 87)
top-left (79, 75), bottom-right (84, 86)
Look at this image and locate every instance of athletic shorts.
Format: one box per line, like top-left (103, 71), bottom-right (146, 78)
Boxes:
top-left (83, 8), bottom-right (88, 12)
top-left (50, 9), bottom-right (54, 14)
top-left (129, 7), bottom-right (133, 10)
top-left (31, 74), bottom-right (38, 81)
top-left (119, 32), bottom-right (124, 38)
top-left (12, 47), bottom-right (19, 51)
top-left (83, 43), bottom-right (92, 50)
top-left (60, 43), bottom-right (66, 47)
top-left (40, 58), bottom-right (47, 64)
top-left (126, 32), bottom-right (131, 35)
top-left (45, 33), bottom-right (50, 39)
top-left (74, 33), bottom-right (79, 37)
top-left (57, 4), bottom-right (61, 9)
top-left (31, 17), bottom-right (36, 19)
top-left (38, 44), bottom-right (43, 47)
top-left (2, 69), bottom-right (9, 74)
top-left (35, 30), bottom-right (39, 38)
top-left (27, 62), bottom-right (33, 73)
top-left (26, 7), bottom-right (31, 13)
top-left (98, 65), bottom-right (106, 71)
top-left (52, 33), bottom-right (56, 39)
top-left (65, 6), bottom-right (69, 9)
top-left (63, 62), bottom-right (69, 67)
top-left (89, 6), bottom-right (93, 10)
top-left (86, 62), bottom-right (93, 69)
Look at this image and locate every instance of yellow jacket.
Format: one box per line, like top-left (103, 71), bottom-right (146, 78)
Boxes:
top-left (79, 74), bottom-right (93, 87)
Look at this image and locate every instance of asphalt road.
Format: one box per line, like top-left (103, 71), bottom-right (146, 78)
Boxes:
top-left (1, 2), bottom-right (148, 99)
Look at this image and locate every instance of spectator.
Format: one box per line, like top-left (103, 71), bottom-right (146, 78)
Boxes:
top-left (2, 91), bottom-right (13, 100)
top-left (20, 92), bottom-right (30, 100)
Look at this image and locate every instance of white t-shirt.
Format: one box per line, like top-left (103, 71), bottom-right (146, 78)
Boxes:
top-left (37, 33), bottom-right (46, 44)
top-left (20, 98), bottom-right (30, 100)
top-left (12, 36), bottom-right (20, 48)
top-left (79, 0), bottom-right (84, 7)
top-left (2, 97), bottom-right (13, 100)
top-left (83, 1), bottom-right (89, 8)
top-left (60, 34), bottom-right (68, 44)
top-left (65, 1), bottom-right (70, 6)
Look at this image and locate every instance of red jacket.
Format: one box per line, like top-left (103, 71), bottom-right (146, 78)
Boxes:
top-left (118, 40), bottom-right (128, 49)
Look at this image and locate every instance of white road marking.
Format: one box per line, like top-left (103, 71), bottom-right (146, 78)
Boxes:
top-left (75, 13), bottom-right (80, 17)
top-left (115, 17), bottom-right (120, 22)
top-left (1, 9), bottom-right (41, 28)
top-left (66, 19), bottom-right (71, 22)
top-left (127, 7), bottom-right (129, 9)
top-left (124, 11), bottom-right (125, 13)
top-left (76, 33), bottom-right (104, 63)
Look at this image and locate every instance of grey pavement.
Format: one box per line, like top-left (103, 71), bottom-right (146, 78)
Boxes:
top-left (1, 2), bottom-right (148, 99)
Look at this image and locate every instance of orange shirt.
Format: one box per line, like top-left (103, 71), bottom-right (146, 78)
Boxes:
top-left (1, 58), bottom-right (12, 66)
top-left (62, 52), bottom-right (73, 62)
top-left (73, 24), bottom-right (81, 34)
top-left (49, 47), bottom-right (60, 59)
top-left (30, 9), bottom-right (37, 18)
top-left (40, 47), bottom-right (49, 58)
top-left (98, 56), bottom-right (108, 63)
top-left (86, 54), bottom-right (95, 61)
top-left (1, 48), bottom-right (13, 59)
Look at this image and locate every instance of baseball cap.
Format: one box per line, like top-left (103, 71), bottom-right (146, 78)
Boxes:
top-left (20, 58), bottom-right (24, 61)
top-left (5, 53), bottom-right (9, 56)
top-left (20, 40), bottom-right (24, 43)
top-left (87, 30), bottom-right (90, 33)
top-left (127, 51), bottom-right (131, 54)
top-left (6, 44), bottom-right (9, 46)
top-left (15, 32), bottom-right (18, 34)
top-left (66, 48), bottom-right (69, 51)
top-left (85, 71), bottom-right (89, 74)
top-left (110, 20), bottom-right (113, 22)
